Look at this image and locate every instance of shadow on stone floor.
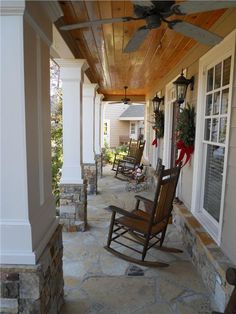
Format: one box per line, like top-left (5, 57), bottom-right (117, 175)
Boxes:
top-left (61, 166), bottom-right (215, 314)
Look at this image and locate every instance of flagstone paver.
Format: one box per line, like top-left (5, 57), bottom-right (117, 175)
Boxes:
top-left (61, 166), bottom-right (217, 314)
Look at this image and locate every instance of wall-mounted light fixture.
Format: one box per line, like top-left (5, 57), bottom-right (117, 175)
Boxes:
top-left (173, 70), bottom-right (194, 105)
top-left (152, 94), bottom-right (164, 114)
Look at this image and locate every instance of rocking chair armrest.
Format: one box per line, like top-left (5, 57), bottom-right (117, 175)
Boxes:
top-left (135, 195), bottom-right (153, 212)
top-left (135, 195), bottom-right (153, 205)
top-left (107, 205), bottom-right (146, 221)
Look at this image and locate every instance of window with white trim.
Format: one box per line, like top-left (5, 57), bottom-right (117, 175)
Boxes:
top-left (130, 122), bottom-right (136, 134)
top-left (191, 30), bottom-right (235, 244)
top-left (202, 56), bottom-right (231, 223)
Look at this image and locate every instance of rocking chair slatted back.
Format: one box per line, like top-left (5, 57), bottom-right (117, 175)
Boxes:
top-left (128, 141), bottom-right (139, 157)
top-left (152, 165), bottom-right (181, 225)
top-left (135, 141), bottom-right (145, 164)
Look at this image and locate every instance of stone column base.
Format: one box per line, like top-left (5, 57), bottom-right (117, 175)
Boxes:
top-left (82, 163), bottom-right (97, 195)
top-left (0, 225), bottom-right (64, 314)
top-left (60, 183), bottom-right (87, 232)
top-left (95, 154), bottom-right (102, 180)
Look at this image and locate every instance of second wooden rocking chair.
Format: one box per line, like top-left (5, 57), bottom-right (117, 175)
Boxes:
top-left (105, 164), bottom-right (182, 267)
top-left (115, 140), bottom-right (145, 180)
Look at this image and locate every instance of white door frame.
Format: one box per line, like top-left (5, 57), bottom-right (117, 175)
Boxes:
top-left (191, 30), bottom-right (236, 244)
top-left (163, 71), bottom-right (187, 168)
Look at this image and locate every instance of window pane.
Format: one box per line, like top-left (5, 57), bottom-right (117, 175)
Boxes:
top-left (211, 118), bottom-right (218, 142)
top-left (221, 88), bottom-right (229, 114)
top-left (213, 92), bottom-right (220, 115)
top-left (219, 117), bottom-right (227, 143)
top-left (204, 145), bottom-right (224, 222)
top-left (205, 94), bottom-right (212, 115)
top-left (204, 119), bottom-right (211, 141)
top-left (207, 67), bottom-right (214, 92)
top-left (214, 62), bottom-right (222, 89)
top-left (223, 57), bottom-right (231, 86)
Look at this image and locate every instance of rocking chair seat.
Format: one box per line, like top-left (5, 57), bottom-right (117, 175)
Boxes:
top-left (116, 209), bottom-right (166, 234)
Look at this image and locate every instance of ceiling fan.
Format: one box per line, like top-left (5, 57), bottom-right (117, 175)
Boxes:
top-left (60, 1), bottom-right (236, 52)
top-left (108, 86), bottom-right (131, 104)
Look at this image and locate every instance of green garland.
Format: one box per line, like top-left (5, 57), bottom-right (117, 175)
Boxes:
top-left (152, 110), bottom-right (164, 138)
top-left (176, 104), bottom-right (195, 146)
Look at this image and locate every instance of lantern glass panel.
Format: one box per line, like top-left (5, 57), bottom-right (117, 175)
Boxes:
top-left (176, 84), bottom-right (187, 103)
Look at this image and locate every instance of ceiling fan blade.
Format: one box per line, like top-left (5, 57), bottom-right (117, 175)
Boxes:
top-left (60, 17), bottom-right (134, 31)
top-left (132, 1), bottom-right (155, 8)
top-left (108, 101), bottom-right (124, 104)
top-left (123, 26), bottom-right (150, 53)
top-left (171, 1), bottom-right (236, 15)
top-left (169, 20), bottom-right (222, 46)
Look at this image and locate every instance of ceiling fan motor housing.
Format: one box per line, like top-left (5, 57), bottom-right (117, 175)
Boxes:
top-left (146, 14), bottom-right (162, 29)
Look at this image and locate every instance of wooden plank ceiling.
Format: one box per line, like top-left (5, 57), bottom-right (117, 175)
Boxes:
top-left (57, 1), bottom-right (225, 100)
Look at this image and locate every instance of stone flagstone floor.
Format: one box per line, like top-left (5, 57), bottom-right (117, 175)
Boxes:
top-left (61, 166), bottom-right (216, 314)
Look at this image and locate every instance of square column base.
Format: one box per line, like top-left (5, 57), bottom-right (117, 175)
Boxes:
top-left (0, 225), bottom-right (64, 314)
top-left (82, 163), bottom-right (97, 195)
top-left (95, 154), bottom-right (103, 179)
top-left (60, 183), bottom-right (87, 232)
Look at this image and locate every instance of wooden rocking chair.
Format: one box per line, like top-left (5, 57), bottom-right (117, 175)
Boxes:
top-left (115, 140), bottom-right (146, 180)
top-left (105, 164), bottom-right (182, 267)
top-left (112, 139), bottom-right (139, 171)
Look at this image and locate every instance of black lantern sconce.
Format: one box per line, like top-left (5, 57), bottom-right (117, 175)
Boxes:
top-left (152, 94), bottom-right (164, 115)
top-left (173, 70), bottom-right (194, 105)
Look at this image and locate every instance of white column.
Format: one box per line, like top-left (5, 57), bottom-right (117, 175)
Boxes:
top-left (94, 93), bottom-right (104, 155)
top-left (0, 1), bottom-right (62, 264)
top-left (100, 102), bottom-right (105, 148)
top-left (83, 83), bottom-right (98, 163)
top-left (56, 59), bottom-right (89, 184)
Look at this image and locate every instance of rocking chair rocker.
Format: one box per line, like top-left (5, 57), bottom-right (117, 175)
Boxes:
top-left (105, 164), bottom-right (182, 267)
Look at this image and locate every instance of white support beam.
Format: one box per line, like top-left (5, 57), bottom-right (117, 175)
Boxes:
top-left (82, 83), bottom-right (98, 163)
top-left (0, 0), bottom-right (59, 264)
top-left (94, 93), bottom-right (104, 155)
top-left (56, 59), bottom-right (89, 184)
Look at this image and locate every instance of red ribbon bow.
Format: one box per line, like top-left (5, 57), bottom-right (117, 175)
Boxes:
top-left (152, 138), bottom-right (158, 147)
top-left (176, 140), bottom-right (194, 167)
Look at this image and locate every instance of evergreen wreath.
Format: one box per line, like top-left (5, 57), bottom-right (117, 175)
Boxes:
top-left (176, 104), bottom-right (195, 146)
top-left (152, 110), bottom-right (164, 139)
top-left (175, 104), bottom-right (195, 166)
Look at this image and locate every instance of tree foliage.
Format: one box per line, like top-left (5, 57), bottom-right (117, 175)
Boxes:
top-left (50, 60), bottom-right (63, 206)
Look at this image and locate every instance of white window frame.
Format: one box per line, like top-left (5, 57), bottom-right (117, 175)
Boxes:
top-left (191, 30), bottom-right (236, 244)
top-left (130, 122), bottom-right (136, 135)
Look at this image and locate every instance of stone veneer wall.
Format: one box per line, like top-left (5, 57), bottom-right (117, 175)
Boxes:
top-left (0, 225), bottom-right (64, 313)
top-left (173, 204), bottom-right (234, 312)
top-left (82, 163), bottom-right (97, 195)
top-left (60, 183), bottom-right (87, 232)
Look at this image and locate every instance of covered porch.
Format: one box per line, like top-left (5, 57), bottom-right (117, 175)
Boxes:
top-left (1, 1), bottom-right (236, 313)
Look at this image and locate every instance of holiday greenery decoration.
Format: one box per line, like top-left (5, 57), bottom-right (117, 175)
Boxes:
top-left (152, 110), bottom-right (164, 147)
top-left (175, 104), bottom-right (195, 166)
